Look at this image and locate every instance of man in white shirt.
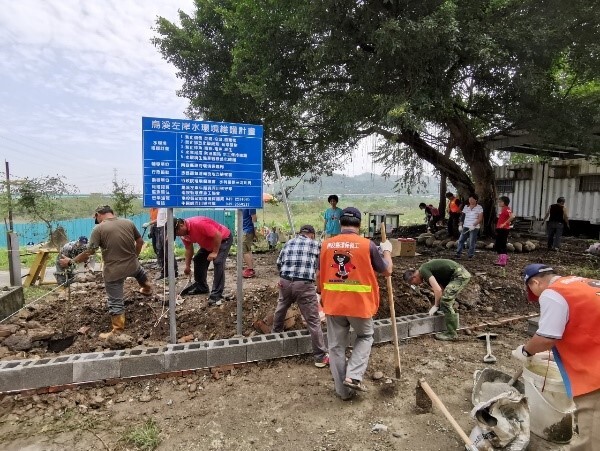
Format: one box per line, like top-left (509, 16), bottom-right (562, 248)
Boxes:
top-left (456, 194), bottom-right (484, 259)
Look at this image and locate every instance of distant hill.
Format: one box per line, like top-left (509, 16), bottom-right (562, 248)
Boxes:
top-left (265, 172), bottom-right (440, 199)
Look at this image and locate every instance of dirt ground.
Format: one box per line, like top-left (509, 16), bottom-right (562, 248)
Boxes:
top-left (0, 232), bottom-right (597, 450)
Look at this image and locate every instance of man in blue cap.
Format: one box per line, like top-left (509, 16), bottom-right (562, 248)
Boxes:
top-left (512, 263), bottom-right (600, 449)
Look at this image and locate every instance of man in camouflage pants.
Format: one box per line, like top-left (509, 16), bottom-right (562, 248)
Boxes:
top-left (403, 259), bottom-right (471, 341)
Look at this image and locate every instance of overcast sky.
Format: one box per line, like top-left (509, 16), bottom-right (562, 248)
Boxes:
top-left (0, 0), bottom-right (382, 195)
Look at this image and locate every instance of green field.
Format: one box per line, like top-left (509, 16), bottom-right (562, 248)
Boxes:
top-left (256, 195), bottom-right (436, 234)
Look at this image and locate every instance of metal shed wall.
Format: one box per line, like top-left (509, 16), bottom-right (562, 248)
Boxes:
top-left (495, 159), bottom-right (600, 224)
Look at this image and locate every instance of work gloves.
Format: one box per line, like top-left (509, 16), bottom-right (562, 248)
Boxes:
top-left (379, 240), bottom-right (393, 253)
top-left (428, 305), bottom-right (439, 316)
top-left (143, 222), bottom-right (150, 228)
top-left (458, 225), bottom-right (463, 233)
top-left (511, 345), bottom-right (533, 363)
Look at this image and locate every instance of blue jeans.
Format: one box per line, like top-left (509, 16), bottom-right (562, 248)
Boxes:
top-left (456, 228), bottom-right (479, 257)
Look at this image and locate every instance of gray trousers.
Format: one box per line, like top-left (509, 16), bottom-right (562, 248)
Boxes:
top-left (104, 266), bottom-right (148, 315)
top-left (272, 278), bottom-right (326, 361)
top-left (326, 315), bottom-right (374, 399)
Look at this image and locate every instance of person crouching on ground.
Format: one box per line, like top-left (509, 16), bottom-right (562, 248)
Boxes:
top-left (62, 205), bottom-right (152, 339)
top-left (494, 196), bottom-right (515, 267)
top-left (419, 203), bottom-right (442, 232)
top-left (319, 207), bottom-right (393, 400)
top-left (512, 264), bottom-right (600, 450)
top-left (55, 236), bottom-right (89, 287)
top-left (271, 224), bottom-right (328, 368)
top-left (175, 216), bottom-right (233, 306)
top-left (403, 259), bottom-right (471, 341)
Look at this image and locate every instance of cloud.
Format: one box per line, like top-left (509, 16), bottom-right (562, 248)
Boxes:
top-left (0, 0), bottom-right (194, 193)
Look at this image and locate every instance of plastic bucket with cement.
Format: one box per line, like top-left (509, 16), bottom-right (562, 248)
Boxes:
top-left (522, 358), bottom-right (576, 443)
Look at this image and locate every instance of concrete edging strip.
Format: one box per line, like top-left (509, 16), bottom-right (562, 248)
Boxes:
top-left (0, 312), bottom-right (443, 393)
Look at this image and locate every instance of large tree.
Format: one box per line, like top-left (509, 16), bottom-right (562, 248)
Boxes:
top-left (154, 0), bottom-right (600, 229)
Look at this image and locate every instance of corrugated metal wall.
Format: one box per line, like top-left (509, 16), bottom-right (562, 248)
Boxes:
top-left (495, 159), bottom-right (600, 224)
top-left (0, 209), bottom-right (236, 247)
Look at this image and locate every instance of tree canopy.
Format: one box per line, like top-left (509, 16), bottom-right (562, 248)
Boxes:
top-left (154, 0), bottom-right (600, 227)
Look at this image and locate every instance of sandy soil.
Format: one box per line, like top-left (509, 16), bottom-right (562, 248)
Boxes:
top-left (0, 232), bottom-right (595, 450)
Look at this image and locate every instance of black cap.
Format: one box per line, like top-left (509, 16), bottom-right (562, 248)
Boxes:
top-left (342, 207), bottom-right (361, 220)
top-left (299, 224), bottom-right (315, 234)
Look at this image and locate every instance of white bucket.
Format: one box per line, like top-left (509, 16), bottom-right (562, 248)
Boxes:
top-left (522, 357), bottom-right (576, 443)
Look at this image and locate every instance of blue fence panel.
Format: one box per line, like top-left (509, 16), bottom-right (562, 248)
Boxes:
top-left (0, 209), bottom-right (236, 247)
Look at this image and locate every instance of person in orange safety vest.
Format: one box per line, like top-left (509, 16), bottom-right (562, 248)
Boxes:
top-left (319, 207), bottom-right (393, 400)
top-left (512, 264), bottom-right (600, 450)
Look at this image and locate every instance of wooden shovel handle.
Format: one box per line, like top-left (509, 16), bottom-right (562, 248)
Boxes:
top-left (418, 379), bottom-right (477, 450)
top-left (381, 223), bottom-right (401, 377)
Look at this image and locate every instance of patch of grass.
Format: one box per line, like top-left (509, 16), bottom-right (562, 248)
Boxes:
top-left (123, 419), bottom-right (161, 451)
top-left (0, 249), bottom-right (39, 271)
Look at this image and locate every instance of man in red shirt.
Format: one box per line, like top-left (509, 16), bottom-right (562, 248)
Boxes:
top-left (175, 216), bottom-right (233, 306)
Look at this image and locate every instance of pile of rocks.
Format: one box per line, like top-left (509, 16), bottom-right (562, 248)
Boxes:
top-left (416, 231), bottom-right (540, 253)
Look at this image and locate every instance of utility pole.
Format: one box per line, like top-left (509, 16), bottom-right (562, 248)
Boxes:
top-left (5, 161), bottom-right (21, 286)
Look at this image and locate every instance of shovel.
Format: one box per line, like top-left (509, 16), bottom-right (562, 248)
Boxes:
top-left (381, 223), bottom-right (402, 378)
top-left (416, 379), bottom-right (478, 451)
top-left (477, 333), bottom-right (497, 364)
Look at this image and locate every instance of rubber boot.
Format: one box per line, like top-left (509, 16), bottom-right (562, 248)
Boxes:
top-left (494, 255), bottom-right (502, 266)
top-left (99, 314), bottom-right (125, 339)
top-left (499, 254), bottom-right (508, 267)
top-left (435, 312), bottom-right (458, 341)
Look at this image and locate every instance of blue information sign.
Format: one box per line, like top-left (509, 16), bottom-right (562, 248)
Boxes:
top-left (142, 117), bottom-right (263, 208)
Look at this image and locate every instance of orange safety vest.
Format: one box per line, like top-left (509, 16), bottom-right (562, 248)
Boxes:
top-left (319, 233), bottom-right (380, 319)
top-left (449, 197), bottom-right (461, 213)
top-left (149, 208), bottom-right (158, 222)
top-left (547, 276), bottom-right (600, 397)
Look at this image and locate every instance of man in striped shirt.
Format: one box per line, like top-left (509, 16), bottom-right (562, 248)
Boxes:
top-left (272, 224), bottom-right (328, 368)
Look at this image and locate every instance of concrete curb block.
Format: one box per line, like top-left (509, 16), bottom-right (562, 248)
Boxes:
top-left (0, 313), bottom-right (442, 393)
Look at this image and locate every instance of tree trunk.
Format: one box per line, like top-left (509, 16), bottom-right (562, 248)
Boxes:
top-left (448, 117), bottom-right (498, 235)
top-left (438, 139), bottom-right (454, 216)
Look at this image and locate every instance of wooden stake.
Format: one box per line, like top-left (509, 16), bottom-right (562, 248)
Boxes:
top-left (381, 223), bottom-right (401, 378)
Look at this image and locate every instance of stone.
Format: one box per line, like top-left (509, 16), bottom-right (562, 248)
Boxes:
top-left (485, 243), bottom-right (495, 250)
top-left (28, 327), bottom-right (57, 342)
top-left (139, 393), bottom-right (152, 402)
top-left (106, 333), bottom-right (135, 349)
top-left (446, 241), bottom-right (456, 249)
top-left (0, 324), bottom-right (18, 338)
top-left (513, 242), bottom-right (523, 253)
top-left (372, 371), bottom-right (384, 380)
top-left (506, 243), bottom-right (515, 252)
top-left (178, 334), bottom-right (194, 343)
top-left (3, 334), bottom-right (32, 351)
top-left (425, 237), bottom-right (435, 247)
top-left (371, 423), bottom-right (388, 433)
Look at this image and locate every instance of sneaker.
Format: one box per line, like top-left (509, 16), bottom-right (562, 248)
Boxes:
top-left (242, 268), bottom-right (256, 279)
top-left (315, 354), bottom-right (329, 368)
top-left (208, 297), bottom-right (223, 307)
